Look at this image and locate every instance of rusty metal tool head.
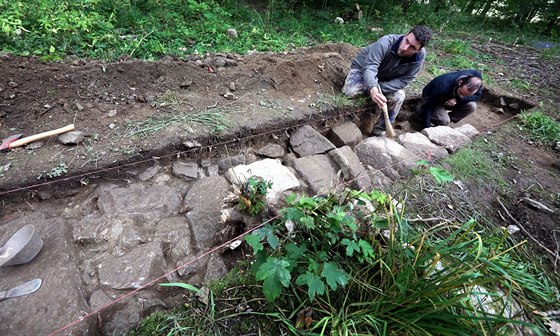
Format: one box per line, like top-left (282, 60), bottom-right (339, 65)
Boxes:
top-left (0, 134), bottom-right (23, 152)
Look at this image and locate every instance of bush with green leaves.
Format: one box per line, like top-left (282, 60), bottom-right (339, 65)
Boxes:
top-left (244, 189), bottom-right (556, 335)
top-left (245, 190), bottom-right (383, 301)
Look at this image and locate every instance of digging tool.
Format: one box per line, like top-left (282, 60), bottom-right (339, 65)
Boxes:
top-left (0, 224), bottom-right (43, 268)
top-left (0, 124), bottom-right (75, 152)
top-left (381, 103), bottom-right (396, 138)
top-left (0, 279), bottom-right (42, 301)
top-left (375, 85), bottom-right (395, 138)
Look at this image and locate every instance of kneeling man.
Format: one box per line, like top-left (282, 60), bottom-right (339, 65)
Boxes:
top-left (415, 69), bottom-right (483, 129)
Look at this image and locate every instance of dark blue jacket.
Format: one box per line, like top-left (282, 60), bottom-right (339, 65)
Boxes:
top-left (420, 69), bottom-right (483, 128)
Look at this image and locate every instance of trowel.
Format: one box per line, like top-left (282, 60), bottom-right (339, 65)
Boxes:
top-left (0, 279), bottom-right (42, 301)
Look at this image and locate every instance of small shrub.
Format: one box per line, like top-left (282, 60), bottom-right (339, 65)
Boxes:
top-left (239, 176), bottom-right (272, 216)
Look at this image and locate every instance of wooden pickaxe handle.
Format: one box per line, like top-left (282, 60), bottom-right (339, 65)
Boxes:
top-left (9, 124), bottom-right (75, 149)
top-left (381, 104), bottom-right (395, 138)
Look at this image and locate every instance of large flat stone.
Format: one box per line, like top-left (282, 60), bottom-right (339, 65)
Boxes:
top-left (328, 122), bottom-right (363, 148)
top-left (184, 176), bottom-right (232, 248)
top-left (421, 126), bottom-right (471, 153)
top-left (328, 145), bottom-right (372, 191)
top-left (290, 125), bottom-right (336, 157)
top-left (398, 132), bottom-right (448, 162)
top-left (293, 154), bottom-right (340, 195)
top-left (98, 241), bottom-right (166, 289)
top-left (354, 137), bottom-right (419, 180)
top-left (97, 183), bottom-right (182, 221)
top-left (225, 158), bottom-right (300, 204)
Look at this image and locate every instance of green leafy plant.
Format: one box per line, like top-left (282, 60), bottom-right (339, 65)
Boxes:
top-left (416, 160), bottom-right (454, 183)
top-left (239, 176), bottom-right (272, 216)
top-left (38, 163), bottom-right (68, 179)
top-left (245, 190), bottom-right (383, 301)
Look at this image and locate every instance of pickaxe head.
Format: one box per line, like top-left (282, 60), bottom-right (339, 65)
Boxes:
top-left (0, 134), bottom-right (22, 151)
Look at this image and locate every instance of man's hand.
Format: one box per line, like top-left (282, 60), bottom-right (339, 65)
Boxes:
top-left (369, 87), bottom-right (387, 108)
top-left (444, 98), bottom-right (457, 107)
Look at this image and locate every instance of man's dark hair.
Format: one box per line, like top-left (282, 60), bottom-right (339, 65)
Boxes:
top-left (409, 25), bottom-right (432, 48)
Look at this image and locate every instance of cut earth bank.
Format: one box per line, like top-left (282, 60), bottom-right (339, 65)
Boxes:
top-left (0, 42), bottom-right (555, 335)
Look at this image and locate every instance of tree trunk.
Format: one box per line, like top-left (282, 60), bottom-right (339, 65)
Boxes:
top-left (478, 1), bottom-right (492, 17)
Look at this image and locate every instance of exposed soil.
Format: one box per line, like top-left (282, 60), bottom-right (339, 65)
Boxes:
top-left (0, 39), bottom-right (560, 333)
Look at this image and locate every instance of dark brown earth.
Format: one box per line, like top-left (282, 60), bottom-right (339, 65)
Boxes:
top-left (1, 39), bottom-right (560, 291)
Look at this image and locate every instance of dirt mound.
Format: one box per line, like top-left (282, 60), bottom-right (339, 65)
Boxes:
top-left (0, 43), bottom-right (358, 194)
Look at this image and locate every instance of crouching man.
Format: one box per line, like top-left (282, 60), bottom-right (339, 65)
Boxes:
top-left (342, 25), bottom-right (433, 136)
top-left (414, 69), bottom-right (483, 129)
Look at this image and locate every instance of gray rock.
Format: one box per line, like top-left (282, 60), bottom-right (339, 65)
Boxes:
top-left (153, 216), bottom-right (193, 261)
top-left (98, 242), bottom-right (166, 289)
top-left (293, 155), bottom-right (340, 195)
top-left (204, 253), bottom-right (228, 283)
top-left (455, 124), bottom-right (479, 138)
top-left (72, 211), bottom-right (118, 245)
top-left (227, 28), bottom-right (238, 39)
top-left (225, 158), bottom-right (300, 204)
top-left (328, 145), bottom-right (372, 191)
top-left (290, 125), bottom-right (335, 157)
top-left (421, 126), bottom-right (471, 153)
top-left (138, 165), bottom-right (161, 181)
top-left (354, 137), bottom-right (419, 180)
top-left (176, 251), bottom-right (210, 277)
top-left (58, 131), bottom-right (85, 145)
top-left (172, 160), bottom-right (201, 180)
top-left (218, 153), bottom-right (257, 172)
top-left (119, 224), bottom-right (149, 251)
top-left (398, 132), bottom-right (448, 162)
top-left (100, 292), bottom-right (167, 336)
top-left (282, 151), bottom-right (298, 167)
top-left (89, 289), bottom-right (112, 310)
top-left (256, 143), bottom-right (286, 158)
top-left (206, 164), bottom-right (220, 176)
top-left (97, 183), bottom-right (181, 221)
top-left (328, 122), bottom-right (362, 148)
top-left (184, 176), bottom-right (232, 248)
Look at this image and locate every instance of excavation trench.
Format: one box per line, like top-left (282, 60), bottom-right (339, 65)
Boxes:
top-left (0, 83), bottom-right (535, 335)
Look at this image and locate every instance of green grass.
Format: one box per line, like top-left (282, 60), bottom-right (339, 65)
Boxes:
top-left (540, 46), bottom-right (560, 60)
top-left (518, 110), bottom-right (560, 144)
top-left (509, 78), bottom-right (531, 91)
top-left (125, 109), bottom-right (230, 137)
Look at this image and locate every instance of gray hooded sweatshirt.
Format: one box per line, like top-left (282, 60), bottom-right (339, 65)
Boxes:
top-left (350, 34), bottom-right (426, 94)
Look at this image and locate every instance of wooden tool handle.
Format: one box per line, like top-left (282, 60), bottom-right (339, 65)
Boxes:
top-left (9, 124), bottom-right (75, 148)
top-left (381, 104), bottom-right (395, 137)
